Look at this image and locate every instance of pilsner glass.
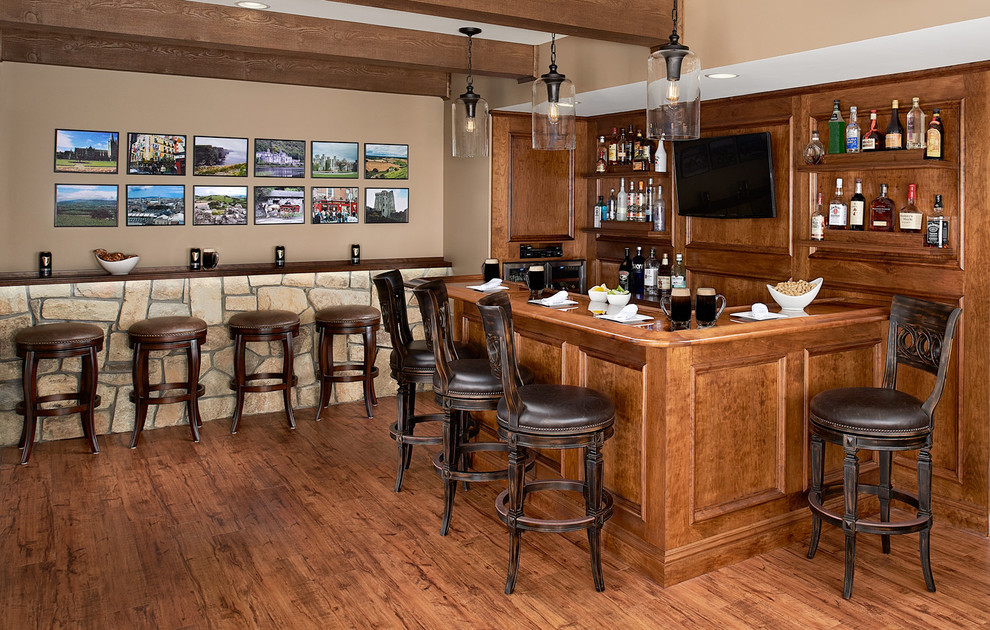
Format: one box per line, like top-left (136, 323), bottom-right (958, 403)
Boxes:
top-left (695, 288), bottom-right (727, 328)
top-left (660, 287), bottom-right (692, 330)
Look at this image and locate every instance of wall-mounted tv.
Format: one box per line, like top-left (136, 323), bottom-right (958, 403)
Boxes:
top-left (673, 131), bottom-right (776, 219)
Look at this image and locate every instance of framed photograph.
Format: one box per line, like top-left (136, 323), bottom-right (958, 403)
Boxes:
top-left (126, 133), bottom-right (186, 175)
top-left (193, 136), bottom-right (248, 176)
top-left (54, 184), bottom-right (118, 227)
top-left (312, 187), bottom-right (359, 224)
top-left (364, 143), bottom-right (408, 179)
top-left (193, 186), bottom-right (249, 225)
top-left (54, 129), bottom-right (119, 174)
top-left (365, 187), bottom-right (408, 224)
top-left (312, 141), bottom-right (359, 178)
top-left (254, 138), bottom-right (305, 177)
top-left (255, 186), bottom-right (305, 224)
top-left (126, 185), bottom-right (185, 226)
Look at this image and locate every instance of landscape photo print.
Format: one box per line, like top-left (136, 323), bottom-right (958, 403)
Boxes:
top-left (364, 143), bottom-right (408, 179)
top-left (54, 184), bottom-right (118, 227)
top-left (365, 187), bottom-right (408, 224)
top-left (54, 129), bottom-right (118, 174)
top-left (194, 136), bottom-right (248, 176)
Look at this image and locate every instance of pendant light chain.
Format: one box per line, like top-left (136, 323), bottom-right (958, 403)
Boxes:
top-left (466, 33), bottom-right (474, 90)
top-left (550, 33), bottom-right (557, 69)
top-left (672, 0), bottom-right (678, 33)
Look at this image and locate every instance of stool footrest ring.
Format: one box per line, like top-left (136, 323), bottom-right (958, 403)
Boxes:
top-left (495, 480), bottom-right (615, 533)
top-left (389, 413), bottom-right (444, 446)
top-left (808, 483), bottom-right (929, 535)
top-left (230, 373), bottom-right (298, 393)
top-left (432, 442), bottom-right (535, 483)
top-left (17, 393), bottom-right (102, 417)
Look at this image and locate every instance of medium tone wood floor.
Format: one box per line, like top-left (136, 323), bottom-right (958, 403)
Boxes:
top-left (2, 394), bottom-right (989, 629)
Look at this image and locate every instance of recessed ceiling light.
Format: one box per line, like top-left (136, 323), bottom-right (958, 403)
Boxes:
top-left (706, 73), bottom-right (739, 79)
top-left (236, 1), bottom-right (269, 9)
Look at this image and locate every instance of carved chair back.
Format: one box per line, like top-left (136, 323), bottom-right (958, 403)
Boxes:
top-left (476, 292), bottom-right (524, 428)
top-left (373, 270), bottom-right (414, 365)
top-left (413, 280), bottom-right (459, 393)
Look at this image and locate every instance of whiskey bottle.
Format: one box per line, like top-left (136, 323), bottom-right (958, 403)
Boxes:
top-left (811, 192), bottom-right (825, 241)
top-left (595, 136), bottom-right (608, 173)
top-left (659, 253), bottom-right (672, 298)
top-left (869, 183), bottom-right (895, 232)
top-left (827, 178), bottom-right (847, 230)
top-left (618, 247), bottom-right (632, 290)
top-left (898, 183), bottom-right (923, 233)
top-left (640, 130), bottom-right (652, 171)
top-left (849, 178), bottom-right (866, 231)
top-left (608, 128), bottom-right (619, 166)
top-left (862, 110), bottom-right (884, 152)
top-left (616, 177), bottom-right (628, 221)
top-left (633, 129), bottom-right (644, 171)
top-left (845, 106), bottom-right (861, 153)
top-left (607, 187), bottom-right (617, 221)
top-left (617, 128), bottom-right (628, 165)
top-left (827, 99), bottom-right (846, 154)
top-left (631, 246), bottom-right (646, 296)
top-left (925, 109), bottom-right (945, 160)
top-left (670, 253), bottom-right (686, 289)
top-left (906, 97), bottom-right (926, 150)
top-left (885, 99), bottom-right (904, 150)
top-left (625, 126), bottom-right (635, 165)
top-left (803, 130), bottom-right (825, 164)
top-left (925, 194), bottom-right (949, 248)
top-left (644, 248), bottom-right (660, 298)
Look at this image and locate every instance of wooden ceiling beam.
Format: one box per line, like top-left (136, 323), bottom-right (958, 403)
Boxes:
top-left (0, 0), bottom-right (536, 79)
top-left (324, 0), bottom-right (672, 48)
top-left (0, 28), bottom-right (451, 98)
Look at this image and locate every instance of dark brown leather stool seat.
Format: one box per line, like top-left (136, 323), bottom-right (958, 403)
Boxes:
top-left (314, 305), bottom-right (380, 421)
top-left (806, 295), bottom-right (962, 599)
top-left (478, 291), bottom-right (615, 594)
top-left (128, 316), bottom-right (208, 448)
top-left (228, 309), bottom-right (300, 433)
top-left (15, 322), bottom-right (104, 464)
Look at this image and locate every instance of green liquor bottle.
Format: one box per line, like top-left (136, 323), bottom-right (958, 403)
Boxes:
top-left (827, 99), bottom-right (846, 154)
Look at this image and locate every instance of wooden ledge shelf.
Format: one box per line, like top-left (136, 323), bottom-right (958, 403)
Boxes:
top-left (0, 257), bottom-right (451, 288)
top-left (796, 150), bottom-right (957, 172)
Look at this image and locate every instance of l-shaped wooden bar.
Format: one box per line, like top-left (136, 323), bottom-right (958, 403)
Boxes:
top-left (446, 280), bottom-right (890, 586)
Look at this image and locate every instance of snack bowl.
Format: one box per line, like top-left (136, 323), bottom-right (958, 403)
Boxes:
top-left (606, 291), bottom-right (632, 307)
top-left (766, 277), bottom-right (823, 314)
top-left (588, 286), bottom-right (609, 302)
top-left (95, 252), bottom-right (140, 275)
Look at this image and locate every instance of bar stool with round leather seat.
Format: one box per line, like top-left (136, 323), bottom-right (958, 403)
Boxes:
top-left (806, 295), bottom-right (961, 599)
top-left (477, 291), bottom-right (616, 594)
top-left (228, 309), bottom-right (300, 433)
top-left (414, 280), bottom-right (535, 536)
top-left (14, 322), bottom-right (104, 464)
top-left (314, 305), bottom-right (380, 421)
top-left (128, 316), bottom-right (208, 448)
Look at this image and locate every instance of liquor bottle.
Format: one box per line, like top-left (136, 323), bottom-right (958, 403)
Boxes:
top-left (644, 247), bottom-right (660, 298)
top-left (618, 128), bottom-right (628, 165)
top-left (810, 192), bottom-right (825, 241)
top-left (595, 136), bottom-right (607, 173)
top-left (845, 106), bottom-right (861, 153)
top-left (593, 195), bottom-right (605, 228)
top-left (628, 179), bottom-right (637, 220)
top-left (885, 99), bottom-right (904, 150)
top-left (849, 178), bottom-right (866, 231)
top-left (644, 178), bottom-right (654, 224)
top-left (652, 184), bottom-right (666, 232)
top-left (925, 194), bottom-right (949, 248)
top-left (608, 127), bottom-right (619, 166)
top-left (600, 195), bottom-right (609, 225)
top-left (616, 177), bottom-right (628, 221)
top-left (803, 130), bottom-right (825, 164)
top-left (632, 129), bottom-right (644, 171)
top-left (869, 183), bottom-right (895, 232)
top-left (827, 99), bottom-right (846, 154)
top-left (654, 134), bottom-right (667, 173)
top-left (925, 109), bottom-right (945, 160)
top-left (625, 126), bottom-right (635, 165)
top-left (636, 181), bottom-right (647, 222)
top-left (862, 109), bottom-right (884, 152)
top-left (906, 97), bottom-right (926, 150)
top-left (607, 187), bottom-right (617, 221)
top-left (898, 183), bottom-right (923, 233)
top-left (631, 246), bottom-right (646, 296)
top-left (670, 253), bottom-right (686, 289)
top-left (827, 178), bottom-right (847, 230)
top-left (659, 253), bottom-right (672, 298)
top-left (618, 247), bottom-right (632, 290)
top-left (640, 130), bottom-right (652, 171)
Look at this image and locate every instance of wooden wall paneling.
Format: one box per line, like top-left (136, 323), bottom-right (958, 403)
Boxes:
top-left (687, 272), bottom-right (775, 312)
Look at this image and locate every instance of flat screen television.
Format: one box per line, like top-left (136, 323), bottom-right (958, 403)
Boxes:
top-left (673, 131), bottom-right (776, 219)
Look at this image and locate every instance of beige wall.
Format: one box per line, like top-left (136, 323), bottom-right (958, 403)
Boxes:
top-left (0, 63), bottom-right (445, 272)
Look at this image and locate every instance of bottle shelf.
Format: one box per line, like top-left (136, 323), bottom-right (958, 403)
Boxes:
top-left (796, 150), bottom-right (956, 172)
top-left (583, 167), bottom-right (668, 179)
top-left (797, 232), bottom-right (954, 261)
top-left (582, 222), bottom-right (669, 240)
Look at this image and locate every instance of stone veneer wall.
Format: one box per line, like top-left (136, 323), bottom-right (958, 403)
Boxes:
top-left (0, 267), bottom-right (448, 448)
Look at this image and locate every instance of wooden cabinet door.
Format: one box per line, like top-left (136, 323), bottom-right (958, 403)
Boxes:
top-left (506, 131), bottom-right (574, 242)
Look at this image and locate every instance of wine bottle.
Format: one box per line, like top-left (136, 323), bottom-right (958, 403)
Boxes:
top-left (827, 178), bottom-right (847, 230)
top-left (811, 192), bottom-right (825, 241)
top-left (845, 106), bottom-right (861, 153)
top-left (862, 110), bottom-right (884, 152)
top-left (869, 183), bottom-right (895, 232)
top-left (885, 99), bottom-right (904, 150)
top-left (849, 178), bottom-right (866, 231)
top-left (925, 109), bottom-right (945, 160)
top-left (898, 183), bottom-right (923, 233)
top-left (906, 97), bottom-right (926, 150)
top-left (827, 99), bottom-right (846, 154)
top-left (618, 247), bottom-right (632, 290)
top-left (631, 246), bottom-right (645, 296)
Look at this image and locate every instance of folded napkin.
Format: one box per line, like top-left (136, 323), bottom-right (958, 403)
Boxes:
top-left (610, 304), bottom-right (639, 322)
top-left (467, 277), bottom-right (505, 291)
top-left (749, 302), bottom-right (776, 320)
top-left (530, 290), bottom-right (576, 306)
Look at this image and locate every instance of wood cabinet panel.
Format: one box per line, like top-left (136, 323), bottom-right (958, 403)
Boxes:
top-left (507, 131), bottom-right (574, 242)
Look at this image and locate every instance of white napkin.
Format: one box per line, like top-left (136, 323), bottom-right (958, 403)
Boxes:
top-left (611, 304), bottom-right (639, 321)
top-left (749, 302), bottom-right (775, 320)
top-left (536, 290), bottom-right (570, 306)
top-left (467, 277), bottom-right (504, 291)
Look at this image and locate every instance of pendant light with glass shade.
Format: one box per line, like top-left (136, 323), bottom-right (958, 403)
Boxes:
top-left (532, 33), bottom-right (576, 151)
top-left (452, 27), bottom-right (489, 158)
top-left (647, 0), bottom-right (701, 141)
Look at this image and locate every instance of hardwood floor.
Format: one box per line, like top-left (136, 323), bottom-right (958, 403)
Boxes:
top-left (2, 394), bottom-right (989, 629)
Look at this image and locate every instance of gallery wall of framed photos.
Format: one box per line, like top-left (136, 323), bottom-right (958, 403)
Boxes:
top-left (3, 63), bottom-right (445, 272)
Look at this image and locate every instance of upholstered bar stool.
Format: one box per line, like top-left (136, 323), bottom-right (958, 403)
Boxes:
top-left (314, 305), bottom-right (380, 421)
top-left (14, 322), bottom-right (104, 464)
top-left (806, 295), bottom-right (962, 599)
top-left (128, 316), bottom-right (208, 448)
top-left (414, 280), bottom-right (534, 536)
top-left (228, 309), bottom-right (300, 433)
top-left (477, 291), bottom-right (616, 594)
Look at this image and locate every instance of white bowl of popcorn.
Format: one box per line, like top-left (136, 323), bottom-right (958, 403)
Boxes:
top-left (766, 278), bottom-right (823, 315)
